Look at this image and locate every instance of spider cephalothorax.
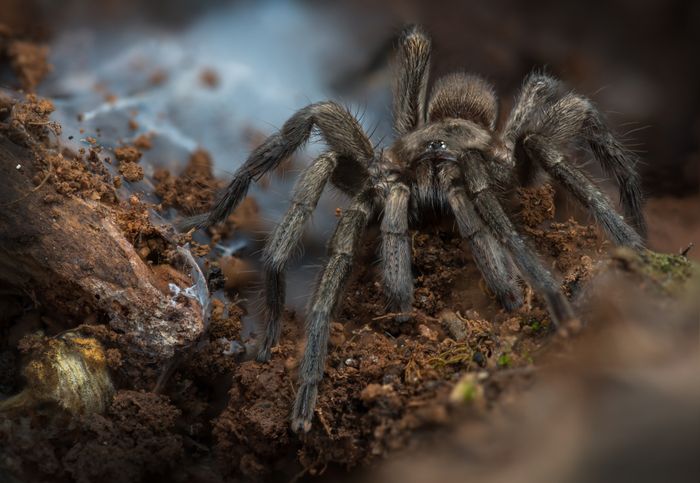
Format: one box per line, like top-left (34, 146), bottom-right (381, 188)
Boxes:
top-left (186, 25), bottom-right (646, 432)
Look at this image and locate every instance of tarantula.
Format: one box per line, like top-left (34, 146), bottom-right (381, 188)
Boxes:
top-left (185, 25), bottom-right (646, 432)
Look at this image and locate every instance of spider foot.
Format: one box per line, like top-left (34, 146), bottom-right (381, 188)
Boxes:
top-left (556, 318), bottom-right (583, 338)
top-left (393, 311), bottom-right (412, 323)
top-left (255, 347), bottom-right (272, 363)
top-left (496, 287), bottom-right (524, 312)
top-left (291, 382), bottom-right (318, 433)
top-left (544, 292), bottom-right (580, 332)
top-left (255, 335), bottom-right (276, 363)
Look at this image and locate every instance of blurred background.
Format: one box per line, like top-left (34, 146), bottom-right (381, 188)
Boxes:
top-left (3, 0), bottom-right (698, 261)
top-left (3, 0), bottom-right (700, 191)
top-left (3, 0), bottom-right (699, 255)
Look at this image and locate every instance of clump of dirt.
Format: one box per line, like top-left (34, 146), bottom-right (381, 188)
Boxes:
top-left (0, 389), bottom-right (183, 483)
top-left (114, 145), bottom-right (144, 182)
top-left (113, 199), bottom-right (175, 266)
top-left (132, 133), bottom-right (153, 150)
top-left (181, 299), bottom-right (244, 381)
top-left (0, 94), bottom-right (117, 205)
top-left (46, 147), bottom-right (118, 203)
top-left (199, 68), bottom-right (220, 89)
top-left (63, 391), bottom-right (184, 483)
top-left (0, 27), bottom-right (52, 91)
top-left (118, 161), bottom-right (144, 182)
top-left (154, 148), bottom-right (219, 214)
top-left (153, 148), bottom-right (265, 246)
top-left (0, 92), bottom-right (60, 146)
top-left (516, 184), bottom-right (604, 274)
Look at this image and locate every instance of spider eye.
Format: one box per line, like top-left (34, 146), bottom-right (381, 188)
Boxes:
top-left (427, 140), bottom-right (447, 151)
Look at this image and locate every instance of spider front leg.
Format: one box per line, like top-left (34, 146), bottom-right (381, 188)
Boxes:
top-left (455, 152), bottom-right (576, 328)
top-left (181, 101), bottom-right (373, 229)
top-left (439, 162), bottom-right (524, 312)
top-left (380, 182), bottom-right (413, 320)
top-left (523, 134), bottom-right (643, 248)
top-left (292, 190), bottom-right (373, 432)
top-left (259, 151), bottom-right (370, 362)
top-left (393, 25), bottom-right (431, 136)
top-left (505, 73), bottom-right (646, 240)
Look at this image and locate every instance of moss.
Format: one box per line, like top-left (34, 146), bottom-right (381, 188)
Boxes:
top-left (1, 331), bottom-right (114, 415)
top-left (429, 343), bottom-right (473, 369)
top-left (450, 377), bottom-right (477, 403)
top-left (524, 317), bottom-right (547, 334)
top-left (449, 373), bottom-right (486, 407)
top-left (640, 250), bottom-right (693, 281)
top-left (613, 248), bottom-right (698, 294)
top-left (497, 353), bottom-right (512, 368)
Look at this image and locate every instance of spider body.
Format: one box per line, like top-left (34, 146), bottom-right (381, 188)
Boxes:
top-left (186, 25), bottom-right (645, 432)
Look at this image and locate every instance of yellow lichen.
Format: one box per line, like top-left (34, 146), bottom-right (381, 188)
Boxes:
top-left (0, 331), bottom-right (114, 415)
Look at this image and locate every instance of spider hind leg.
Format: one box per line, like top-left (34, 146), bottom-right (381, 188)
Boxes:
top-left (291, 191), bottom-right (373, 432)
top-left (258, 152), bottom-right (342, 362)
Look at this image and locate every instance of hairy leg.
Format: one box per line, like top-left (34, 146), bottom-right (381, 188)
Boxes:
top-left (458, 152), bottom-right (575, 326)
top-left (393, 25), bottom-right (431, 136)
top-left (380, 182), bottom-right (413, 320)
top-left (182, 101), bottom-right (373, 230)
top-left (523, 136), bottom-right (643, 248)
top-left (292, 190), bottom-right (374, 432)
top-left (503, 72), bottom-right (565, 144)
top-left (439, 161), bottom-right (523, 311)
top-left (504, 73), bottom-right (646, 240)
top-left (258, 152), bottom-right (344, 362)
top-left (582, 103), bottom-right (647, 239)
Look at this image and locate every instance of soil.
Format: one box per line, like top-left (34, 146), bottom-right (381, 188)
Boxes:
top-left (0, 21), bottom-right (52, 92)
top-left (0, 96), bottom-right (611, 480)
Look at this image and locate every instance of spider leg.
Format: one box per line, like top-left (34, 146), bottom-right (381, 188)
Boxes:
top-left (439, 162), bottom-right (523, 311)
top-left (182, 101), bottom-right (374, 229)
top-left (258, 152), bottom-right (351, 362)
top-left (457, 152), bottom-right (576, 327)
top-left (523, 136), bottom-right (643, 248)
top-left (380, 182), bottom-right (413, 320)
top-left (504, 73), bottom-right (646, 240)
top-left (393, 25), bottom-right (431, 136)
top-left (504, 72), bottom-right (565, 142)
top-left (292, 189), bottom-right (374, 432)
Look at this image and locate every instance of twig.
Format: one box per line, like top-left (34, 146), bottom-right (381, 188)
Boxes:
top-left (372, 311), bottom-right (413, 321)
top-left (0, 149), bottom-right (52, 207)
top-left (681, 242), bottom-right (694, 258)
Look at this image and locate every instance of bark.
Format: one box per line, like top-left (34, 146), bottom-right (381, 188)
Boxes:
top-left (0, 138), bottom-right (204, 380)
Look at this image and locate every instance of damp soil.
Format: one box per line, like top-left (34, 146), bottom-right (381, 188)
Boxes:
top-left (0, 93), bottom-right (615, 482)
